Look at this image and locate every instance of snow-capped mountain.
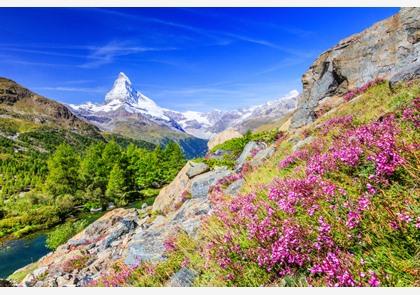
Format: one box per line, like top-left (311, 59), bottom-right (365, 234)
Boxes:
top-left (69, 72), bottom-right (298, 141)
top-left (70, 72), bottom-right (184, 132)
top-left (169, 90), bottom-right (299, 138)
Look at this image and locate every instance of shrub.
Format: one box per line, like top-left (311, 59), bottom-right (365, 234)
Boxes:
top-left (46, 220), bottom-right (89, 250)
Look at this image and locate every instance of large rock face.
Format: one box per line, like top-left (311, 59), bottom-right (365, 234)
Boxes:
top-left (153, 162), bottom-right (193, 214)
top-left (291, 8), bottom-right (420, 128)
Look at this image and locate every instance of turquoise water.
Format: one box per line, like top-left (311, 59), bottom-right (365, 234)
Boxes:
top-left (0, 234), bottom-right (49, 278)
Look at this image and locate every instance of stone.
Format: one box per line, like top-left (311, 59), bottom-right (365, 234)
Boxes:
top-left (390, 62), bottom-right (420, 86)
top-left (292, 136), bottom-right (315, 152)
top-left (32, 266), bottom-right (48, 278)
top-left (207, 128), bottom-right (242, 150)
top-left (291, 8), bottom-right (420, 129)
top-left (141, 203), bottom-right (148, 209)
top-left (168, 267), bottom-right (197, 287)
top-left (186, 162), bottom-right (209, 179)
top-left (56, 276), bottom-right (68, 287)
top-left (236, 141), bottom-right (261, 169)
top-left (224, 178), bottom-right (245, 196)
top-left (0, 279), bottom-right (14, 287)
top-left (250, 146), bottom-right (276, 168)
top-left (190, 167), bottom-right (232, 199)
top-left (153, 162), bottom-right (192, 213)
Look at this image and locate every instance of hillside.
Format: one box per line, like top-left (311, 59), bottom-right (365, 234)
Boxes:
top-left (9, 7), bottom-right (419, 287)
top-left (0, 78), bottom-right (187, 242)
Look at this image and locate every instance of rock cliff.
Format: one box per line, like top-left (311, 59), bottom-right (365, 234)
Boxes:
top-left (291, 7), bottom-right (420, 128)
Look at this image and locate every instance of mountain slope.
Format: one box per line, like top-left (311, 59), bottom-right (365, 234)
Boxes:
top-left (70, 73), bottom-right (298, 141)
top-left (70, 73), bottom-right (207, 158)
top-left (0, 77), bottom-right (100, 137)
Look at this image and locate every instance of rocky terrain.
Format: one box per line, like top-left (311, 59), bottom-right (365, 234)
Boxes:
top-left (291, 7), bottom-right (419, 128)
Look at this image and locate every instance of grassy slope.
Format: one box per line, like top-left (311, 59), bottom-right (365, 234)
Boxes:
top-left (104, 80), bottom-right (419, 287)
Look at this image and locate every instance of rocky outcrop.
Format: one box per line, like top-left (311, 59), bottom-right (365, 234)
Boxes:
top-left (291, 8), bottom-right (420, 128)
top-left (153, 163), bottom-right (192, 214)
top-left (207, 128), bottom-right (242, 150)
top-left (186, 162), bottom-right (209, 179)
top-left (18, 208), bottom-right (139, 287)
top-left (190, 167), bottom-right (232, 199)
top-left (167, 268), bottom-right (197, 287)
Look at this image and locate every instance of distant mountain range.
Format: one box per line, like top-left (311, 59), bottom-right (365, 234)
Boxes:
top-left (69, 72), bottom-right (298, 140)
top-left (0, 73), bottom-right (297, 159)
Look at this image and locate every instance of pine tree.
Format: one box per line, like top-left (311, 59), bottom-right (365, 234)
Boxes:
top-left (44, 143), bottom-right (80, 197)
top-left (161, 141), bottom-right (186, 182)
top-left (80, 142), bottom-right (106, 192)
top-left (105, 163), bottom-right (127, 206)
top-left (102, 140), bottom-right (122, 173)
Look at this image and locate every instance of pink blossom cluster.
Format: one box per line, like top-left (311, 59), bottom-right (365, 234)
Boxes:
top-left (402, 97), bottom-right (420, 128)
top-left (89, 263), bottom-right (137, 287)
top-left (343, 78), bottom-right (384, 101)
top-left (320, 115), bottom-right (354, 135)
top-left (203, 101), bottom-right (420, 286)
top-left (163, 235), bottom-right (177, 252)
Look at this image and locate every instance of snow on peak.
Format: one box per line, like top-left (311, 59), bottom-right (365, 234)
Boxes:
top-left (72, 72), bottom-right (170, 121)
top-left (104, 72), bottom-right (137, 104)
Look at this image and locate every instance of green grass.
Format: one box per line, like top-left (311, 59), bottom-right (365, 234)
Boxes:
top-left (7, 262), bottom-right (39, 283)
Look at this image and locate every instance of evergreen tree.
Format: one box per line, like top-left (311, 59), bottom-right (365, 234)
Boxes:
top-left (106, 163), bottom-right (127, 206)
top-left (102, 140), bottom-right (122, 173)
top-left (79, 142), bottom-right (107, 192)
top-left (44, 144), bottom-right (79, 196)
top-left (161, 141), bottom-right (186, 182)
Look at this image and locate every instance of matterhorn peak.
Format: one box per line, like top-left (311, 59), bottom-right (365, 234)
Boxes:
top-left (104, 72), bottom-right (137, 105)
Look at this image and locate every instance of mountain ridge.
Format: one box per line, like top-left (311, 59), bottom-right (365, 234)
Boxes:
top-left (69, 73), bottom-right (298, 140)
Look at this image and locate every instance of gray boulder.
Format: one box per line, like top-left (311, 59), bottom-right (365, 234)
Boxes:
top-left (250, 146), bottom-right (276, 168)
top-left (236, 141), bottom-right (260, 168)
top-left (186, 162), bottom-right (209, 179)
top-left (168, 267), bottom-right (197, 287)
top-left (224, 178), bottom-right (245, 196)
top-left (190, 167), bottom-right (232, 199)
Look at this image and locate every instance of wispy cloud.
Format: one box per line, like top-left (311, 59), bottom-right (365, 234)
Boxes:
top-left (0, 57), bottom-right (74, 68)
top-left (80, 40), bottom-right (178, 69)
top-left (0, 42), bottom-right (181, 69)
top-left (35, 86), bottom-right (106, 93)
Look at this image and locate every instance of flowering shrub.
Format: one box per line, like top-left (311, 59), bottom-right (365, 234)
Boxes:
top-left (343, 78), bottom-right (384, 101)
top-left (89, 262), bottom-right (137, 287)
top-left (163, 235), bottom-right (178, 253)
top-left (201, 90), bottom-right (419, 287)
top-left (62, 255), bottom-right (89, 273)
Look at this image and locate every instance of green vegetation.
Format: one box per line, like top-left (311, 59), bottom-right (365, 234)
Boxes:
top-left (195, 129), bottom-right (281, 169)
top-left (46, 212), bottom-right (103, 250)
top-left (7, 262), bottom-right (39, 283)
top-left (0, 133), bottom-right (186, 240)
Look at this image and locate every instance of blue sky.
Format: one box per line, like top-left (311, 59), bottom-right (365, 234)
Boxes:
top-left (0, 8), bottom-right (398, 112)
